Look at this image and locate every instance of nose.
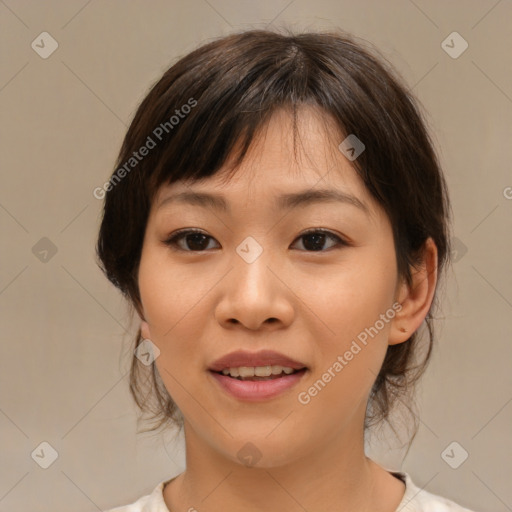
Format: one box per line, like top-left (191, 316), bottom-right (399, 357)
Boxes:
top-left (214, 245), bottom-right (295, 331)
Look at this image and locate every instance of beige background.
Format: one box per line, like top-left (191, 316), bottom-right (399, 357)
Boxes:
top-left (1, 1), bottom-right (511, 511)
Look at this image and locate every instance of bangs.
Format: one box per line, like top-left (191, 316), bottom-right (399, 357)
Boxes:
top-left (123, 30), bottom-right (374, 200)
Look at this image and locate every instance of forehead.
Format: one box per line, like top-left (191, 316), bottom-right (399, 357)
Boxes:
top-left (153, 106), bottom-right (379, 219)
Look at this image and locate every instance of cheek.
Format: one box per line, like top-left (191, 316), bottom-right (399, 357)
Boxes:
top-left (137, 252), bottom-right (208, 375)
top-left (301, 253), bottom-right (397, 397)
top-left (302, 255), bottom-right (397, 340)
top-left (138, 260), bottom-right (210, 408)
top-left (296, 276), bottom-right (396, 424)
top-left (138, 249), bottom-right (214, 335)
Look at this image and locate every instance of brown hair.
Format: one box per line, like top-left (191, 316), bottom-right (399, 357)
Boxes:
top-left (96, 27), bottom-right (452, 441)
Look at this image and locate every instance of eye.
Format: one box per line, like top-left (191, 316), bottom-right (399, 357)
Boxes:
top-left (163, 229), bottom-right (219, 252)
top-left (291, 229), bottom-right (348, 252)
top-left (163, 228), bottom-right (348, 252)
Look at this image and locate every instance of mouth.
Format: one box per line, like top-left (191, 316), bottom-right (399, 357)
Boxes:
top-left (207, 350), bottom-right (309, 401)
top-left (208, 366), bottom-right (308, 401)
top-left (211, 365), bottom-right (307, 381)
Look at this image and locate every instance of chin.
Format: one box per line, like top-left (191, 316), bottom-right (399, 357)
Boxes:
top-left (221, 436), bottom-right (307, 470)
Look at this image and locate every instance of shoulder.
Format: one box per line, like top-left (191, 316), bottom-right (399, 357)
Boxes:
top-left (394, 471), bottom-right (478, 512)
top-left (104, 480), bottom-right (171, 512)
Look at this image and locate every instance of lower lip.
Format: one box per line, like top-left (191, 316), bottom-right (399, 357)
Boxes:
top-left (209, 369), bottom-right (307, 401)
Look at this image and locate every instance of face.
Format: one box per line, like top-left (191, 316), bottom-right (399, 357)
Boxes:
top-left (138, 106), bottom-right (404, 468)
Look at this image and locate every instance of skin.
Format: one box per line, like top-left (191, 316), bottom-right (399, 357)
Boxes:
top-left (137, 106), bottom-right (438, 512)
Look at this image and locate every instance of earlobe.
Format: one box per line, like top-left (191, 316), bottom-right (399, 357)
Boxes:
top-left (389, 237), bottom-right (438, 345)
top-left (133, 298), bottom-right (151, 339)
top-left (140, 320), bottom-right (151, 340)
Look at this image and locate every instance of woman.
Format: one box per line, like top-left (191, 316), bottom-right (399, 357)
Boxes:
top-left (97, 28), bottom-right (477, 511)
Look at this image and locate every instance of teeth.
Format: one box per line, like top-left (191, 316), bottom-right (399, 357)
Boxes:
top-left (239, 367), bottom-right (255, 378)
top-left (220, 365), bottom-right (297, 378)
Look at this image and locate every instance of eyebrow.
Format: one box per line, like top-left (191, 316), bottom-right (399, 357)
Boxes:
top-left (157, 189), bottom-right (370, 214)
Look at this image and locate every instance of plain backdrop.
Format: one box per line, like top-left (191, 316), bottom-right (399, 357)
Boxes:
top-left (0, 1), bottom-right (511, 511)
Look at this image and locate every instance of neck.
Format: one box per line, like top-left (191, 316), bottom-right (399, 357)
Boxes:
top-left (164, 419), bottom-right (404, 512)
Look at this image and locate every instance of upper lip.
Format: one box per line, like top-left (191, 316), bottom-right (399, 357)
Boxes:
top-left (208, 350), bottom-right (308, 372)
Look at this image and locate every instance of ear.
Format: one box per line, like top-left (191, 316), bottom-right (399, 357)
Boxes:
top-left (140, 319), bottom-right (151, 340)
top-left (133, 299), bottom-right (152, 340)
top-left (389, 237), bottom-right (438, 345)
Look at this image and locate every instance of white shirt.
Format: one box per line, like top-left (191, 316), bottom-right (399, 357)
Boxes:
top-left (104, 471), bottom-right (477, 511)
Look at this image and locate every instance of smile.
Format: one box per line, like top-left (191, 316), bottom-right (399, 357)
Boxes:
top-left (209, 368), bottom-right (308, 401)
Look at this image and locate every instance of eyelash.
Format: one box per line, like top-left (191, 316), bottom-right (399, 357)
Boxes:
top-left (163, 228), bottom-right (349, 253)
